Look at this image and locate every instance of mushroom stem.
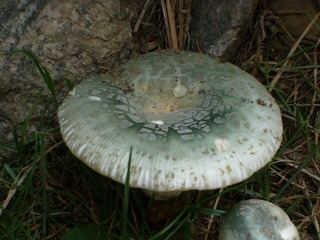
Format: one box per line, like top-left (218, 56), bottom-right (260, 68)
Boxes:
top-left (144, 190), bottom-right (182, 200)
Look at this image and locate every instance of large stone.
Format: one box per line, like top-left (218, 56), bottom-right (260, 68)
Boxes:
top-left (0, 0), bottom-right (136, 154)
top-left (190, 0), bottom-right (259, 60)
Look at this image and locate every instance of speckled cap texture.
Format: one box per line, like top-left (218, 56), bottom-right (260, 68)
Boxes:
top-left (219, 199), bottom-right (300, 240)
top-left (58, 51), bottom-right (283, 192)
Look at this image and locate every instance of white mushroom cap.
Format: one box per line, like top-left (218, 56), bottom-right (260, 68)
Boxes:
top-left (219, 199), bottom-right (300, 240)
top-left (58, 51), bottom-right (282, 192)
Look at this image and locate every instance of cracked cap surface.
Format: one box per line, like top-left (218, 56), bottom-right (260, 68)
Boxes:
top-left (58, 51), bottom-right (283, 192)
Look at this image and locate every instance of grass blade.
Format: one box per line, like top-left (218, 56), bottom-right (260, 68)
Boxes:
top-left (11, 49), bottom-right (57, 98)
top-left (274, 152), bottom-right (315, 203)
top-left (187, 207), bottom-right (225, 217)
top-left (149, 208), bottom-right (188, 240)
top-left (38, 135), bottom-right (48, 237)
top-left (120, 146), bottom-right (133, 240)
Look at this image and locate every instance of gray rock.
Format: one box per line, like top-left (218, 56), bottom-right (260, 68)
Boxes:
top-left (0, 0), bottom-right (137, 155)
top-left (190, 0), bottom-right (259, 60)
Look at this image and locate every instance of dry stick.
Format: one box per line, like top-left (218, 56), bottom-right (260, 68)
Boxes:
top-left (312, 158), bottom-right (320, 178)
top-left (271, 169), bottom-right (308, 191)
top-left (269, 12), bottom-right (320, 92)
top-left (178, 0), bottom-right (185, 49)
top-left (276, 160), bottom-right (320, 182)
top-left (302, 180), bottom-right (320, 240)
top-left (46, 140), bottom-right (64, 153)
top-left (172, 0), bottom-right (177, 10)
top-left (184, 0), bottom-right (192, 50)
top-left (0, 140), bottom-right (64, 217)
top-left (204, 188), bottom-right (223, 240)
top-left (316, 118), bottom-right (319, 146)
top-left (166, 0), bottom-right (179, 50)
top-left (308, 39), bottom-right (320, 127)
top-left (273, 15), bottom-right (313, 64)
top-left (316, 187), bottom-right (320, 240)
top-left (161, 0), bottom-right (172, 48)
top-left (133, 0), bottom-right (152, 33)
top-left (0, 166), bottom-right (31, 216)
top-left (314, 198), bottom-right (320, 240)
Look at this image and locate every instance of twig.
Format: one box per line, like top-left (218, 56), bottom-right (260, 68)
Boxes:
top-left (178, 0), bottom-right (185, 49)
top-left (302, 180), bottom-right (320, 240)
top-left (204, 188), bottom-right (223, 240)
top-left (46, 140), bottom-right (64, 153)
top-left (269, 12), bottom-right (320, 91)
top-left (166, 0), bottom-right (179, 50)
top-left (308, 38), bottom-right (320, 125)
top-left (272, 13), bottom-right (313, 64)
top-left (133, 0), bottom-right (152, 33)
top-left (184, 0), bottom-right (192, 50)
top-left (270, 168), bottom-right (310, 192)
top-left (0, 140), bottom-right (63, 217)
top-left (277, 160), bottom-right (320, 182)
top-left (0, 166), bottom-right (32, 216)
top-left (316, 187), bottom-right (320, 240)
top-left (161, 0), bottom-right (172, 48)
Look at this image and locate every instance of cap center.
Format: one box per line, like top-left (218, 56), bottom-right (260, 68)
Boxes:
top-left (131, 83), bottom-right (204, 124)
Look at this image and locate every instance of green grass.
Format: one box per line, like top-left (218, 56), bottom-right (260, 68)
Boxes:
top-left (1, 8), bottom-right (319, 240)
top-left (12, 49), bottom-right (57, 100)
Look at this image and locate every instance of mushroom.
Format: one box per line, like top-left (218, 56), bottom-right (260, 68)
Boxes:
top-left (58, 51), bottom-right (283, 199)
top-left (219, 199), bottom-right (300, 240)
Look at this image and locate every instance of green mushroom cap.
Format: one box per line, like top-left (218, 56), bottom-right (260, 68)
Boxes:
top-left (219, 199), bottom-right (300, 240)
top-left (58, 51), bottom-right (282, 192)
